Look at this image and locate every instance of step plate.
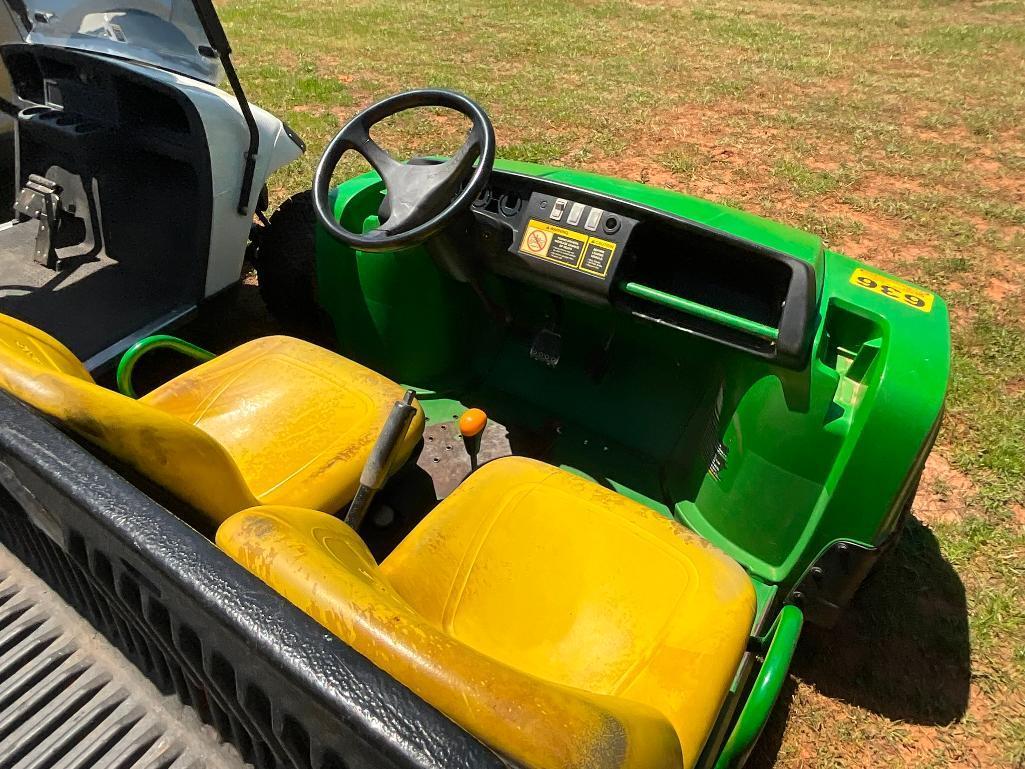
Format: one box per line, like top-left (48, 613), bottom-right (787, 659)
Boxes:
top-left (0, 544), bottom-right (247, 769)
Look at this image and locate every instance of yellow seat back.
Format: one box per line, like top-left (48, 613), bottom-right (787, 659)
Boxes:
top-left (0, 313), bottom-right (93, 382)
top-left (0, 314), bottom-right (256, 524)
top-left (218, 459), bottom-right (757, 769)
top-left (381, 457), bottom-right (757, 766)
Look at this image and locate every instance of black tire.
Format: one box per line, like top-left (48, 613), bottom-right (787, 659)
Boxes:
top-left (256, 190), bottom-right (323, 333)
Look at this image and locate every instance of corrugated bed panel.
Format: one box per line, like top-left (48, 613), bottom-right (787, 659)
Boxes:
top-left (0, 545), bottom-right (247, 769)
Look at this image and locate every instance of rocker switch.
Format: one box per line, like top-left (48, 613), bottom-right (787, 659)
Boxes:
top-left (550, 198), bottom-right (567, 221)
top-left (567, 202), bottom-right (585, 226)
top-left (584, 207), bottom-right (603, 231)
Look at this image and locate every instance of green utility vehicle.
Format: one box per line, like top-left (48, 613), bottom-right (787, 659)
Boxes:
top-left (0, 6), bottom-right (949, 769)
top-left (258, 87), bottom-right (949, 622)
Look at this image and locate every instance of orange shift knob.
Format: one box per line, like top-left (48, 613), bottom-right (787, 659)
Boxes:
top-left (459, 408), bottom-right (488, 472)
top-left (459, 408), bottom-right (488, 438)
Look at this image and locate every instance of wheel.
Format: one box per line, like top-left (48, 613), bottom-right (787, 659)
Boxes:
top-left (255, 190), bottom-right (323, 333)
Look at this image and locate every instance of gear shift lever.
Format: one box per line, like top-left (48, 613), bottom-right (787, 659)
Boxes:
top-left (459, 408), bottom-right (488, 473)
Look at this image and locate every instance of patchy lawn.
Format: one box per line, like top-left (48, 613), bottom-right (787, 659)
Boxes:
top-left (221, 0), bottom-right (1025, 766)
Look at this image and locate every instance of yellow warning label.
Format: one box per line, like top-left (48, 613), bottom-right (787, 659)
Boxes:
top-left (580, 236), bottom-right (617, 277)
top-left (519, 219), bottom-right (617, 278)
top-left (849, 268), bottom-right (934, 313)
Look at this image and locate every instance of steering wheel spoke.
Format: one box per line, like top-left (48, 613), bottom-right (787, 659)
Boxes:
top-left (439, 132), bottom-right (482, 176)
top-left (346, 124), bottom-right (403, 188)
top-left (313, 89), bottom-right (495, 252)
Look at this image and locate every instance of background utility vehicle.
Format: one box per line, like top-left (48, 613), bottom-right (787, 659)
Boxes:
top-left (0, 0), bottom-right (302, 369)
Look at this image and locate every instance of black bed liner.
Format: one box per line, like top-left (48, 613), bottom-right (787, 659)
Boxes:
top-left (0, 543), bottom-right (248, 769)
top-left (0, 391), bottom-right (504, 769)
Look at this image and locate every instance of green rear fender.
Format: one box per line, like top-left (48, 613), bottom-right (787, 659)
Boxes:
top-left (714, 605), bottom-right (804, 769)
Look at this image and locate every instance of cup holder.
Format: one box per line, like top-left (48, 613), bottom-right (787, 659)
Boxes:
top-left (499, 193), bottom-right (521, 217)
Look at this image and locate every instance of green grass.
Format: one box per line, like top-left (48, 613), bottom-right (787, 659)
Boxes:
top-left (773, 158), bottom-right (858, 197)
top-left (221, 0), bottom-right (1025, 766)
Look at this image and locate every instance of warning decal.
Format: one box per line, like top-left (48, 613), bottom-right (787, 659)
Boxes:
top-left (525, 229), bottom-right (548, 254)
top-left (580, 237), bottom-right (617, 277)
top-left (518, 219), bottom-right (617, 278)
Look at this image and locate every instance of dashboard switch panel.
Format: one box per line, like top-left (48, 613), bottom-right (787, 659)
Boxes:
top-left (493, 191), bottom-right (637, 304)
top-left (466, 166), bottom-right (816, 365)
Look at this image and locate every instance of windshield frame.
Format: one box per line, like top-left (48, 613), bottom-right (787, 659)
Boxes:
top-left (2, 0), bottom-right (224, 84)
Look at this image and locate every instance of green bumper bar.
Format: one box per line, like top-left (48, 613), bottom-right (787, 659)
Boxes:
top-left (618, 282), bottom-right (780, 342)
top-left (117, 335), bottom-right (215, 398)
top-left (715, 605), bottom-right (804, 769)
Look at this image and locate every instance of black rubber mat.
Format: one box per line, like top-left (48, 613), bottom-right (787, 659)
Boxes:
top-left (0, 544), bottom-right (247, 769)
top-left (0, 219), bottom-right (197, 367)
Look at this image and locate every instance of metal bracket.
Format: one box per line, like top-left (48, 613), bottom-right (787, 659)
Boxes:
top-left (189, 0), bottom-right (260, 215)
top-left (13, 174), bottom-right (64, 270)
top-left (788, 539), bottom-right (881, 627)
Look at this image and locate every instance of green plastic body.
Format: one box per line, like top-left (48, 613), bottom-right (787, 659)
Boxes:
top-left (316, 159), bottom-right (949, 592)
top-left (311, 158), bottom-right (949, 763)
top-left (714, 605), bottom-right (804, 768)
top-left (117, 335), bottom-right (215, 398)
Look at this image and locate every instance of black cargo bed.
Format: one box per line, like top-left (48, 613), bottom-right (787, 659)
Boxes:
top-left (0, 544), bottom-right (248, 769)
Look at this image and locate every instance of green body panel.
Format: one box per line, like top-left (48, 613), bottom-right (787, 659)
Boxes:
top-left (714, 606), bottom-right (804, 769)
top-left (316, 159), bottom-right (950, 603)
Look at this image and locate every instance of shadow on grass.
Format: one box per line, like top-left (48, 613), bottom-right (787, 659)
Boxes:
top-left (748, 516), bottom-right (970, 767)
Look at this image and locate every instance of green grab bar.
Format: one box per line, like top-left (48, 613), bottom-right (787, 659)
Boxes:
top-left (618, 282), bottom-right (780, 342)
top-left (714, 604), bottom-right (804, 769)
top-left (117, 335), bottom-right (215, 398)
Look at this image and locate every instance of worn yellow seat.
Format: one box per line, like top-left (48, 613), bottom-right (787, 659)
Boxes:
top-left (217, 457), bottom-right (756, 769)
top-left (0, 314), bottom-right (423, 524)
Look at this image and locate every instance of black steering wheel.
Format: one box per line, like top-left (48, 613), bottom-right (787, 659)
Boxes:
top-left (313, 89), bottom-right (496, 253)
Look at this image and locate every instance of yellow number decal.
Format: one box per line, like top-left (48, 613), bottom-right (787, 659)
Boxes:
top-left (850, 268), bottom-right (933, 313)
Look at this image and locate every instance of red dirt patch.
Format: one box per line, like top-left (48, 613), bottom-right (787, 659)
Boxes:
top-left (577, 100), bottom-right (954, 272)
top-left (914, 452), bottom-right (976, 525)
top-left (589, 155), bottom-right (682, 190)
top-left (985, 277), bottom-right (1019, 302)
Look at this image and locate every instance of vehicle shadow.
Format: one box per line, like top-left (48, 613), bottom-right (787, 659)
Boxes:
top-left (748, 516), bottom-right (970, 768)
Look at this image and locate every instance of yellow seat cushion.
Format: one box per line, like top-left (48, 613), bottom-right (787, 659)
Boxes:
top-left (217, 457), bottom-right (756, 769)
top-left (0, 314), bottom-right (423, 524)
top-left (141, 336), bottom-right (423, 513)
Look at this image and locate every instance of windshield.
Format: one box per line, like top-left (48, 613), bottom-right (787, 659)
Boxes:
top-left (4, 0), bottom-right (223, 84)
